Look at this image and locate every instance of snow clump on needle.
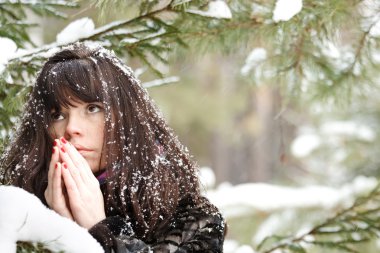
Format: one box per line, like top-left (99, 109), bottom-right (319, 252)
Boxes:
top-left (56, 17), bottom-right (95, 45)
top-left (241, 47), bottom-right (267, 76)
top-left (0, 37), bottom-right (17, 75)
top-left (273, 0), bottom-right (303, 22)
top-left (187, 0), bottom-right (232, 19)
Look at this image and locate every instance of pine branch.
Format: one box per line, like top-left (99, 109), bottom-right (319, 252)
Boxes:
top-left (1, 0), bottom-right (253, 83)
top-left (85, 4), bottom-right (173, 41)
top-left (2, 0), bottom-right (177, 78)
top-left (2, 0), bottom-right (380, 144)
top-left (257, 183), bottom-right (380, 253)
top-left (344, 14), bottom-right (380, 76)
top-left (0, 0), bottom-right (78, 47)
top-left (16, 241), bottom-right (54, 253)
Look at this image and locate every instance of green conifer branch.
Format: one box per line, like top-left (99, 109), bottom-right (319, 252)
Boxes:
top-left (2, 2), bottom-right (380, 251)
top-left (16, 241), bottom-right (54, 253)
top-left (257, 184), bottom-right (380, 253)
top-left (0, 0), bottom-right (78, 47)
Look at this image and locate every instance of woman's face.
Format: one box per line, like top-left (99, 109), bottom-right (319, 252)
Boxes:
top-left (49, 99), bottom-right (105, 174)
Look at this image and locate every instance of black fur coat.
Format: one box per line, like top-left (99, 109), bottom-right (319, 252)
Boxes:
top-left (89, 194), bottom-right (225, 253)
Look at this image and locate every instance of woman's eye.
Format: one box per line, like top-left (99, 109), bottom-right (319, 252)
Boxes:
top-left (87, 104), bottom-right (103, 113)
top-left (50, 112), bottom-right (64, 121)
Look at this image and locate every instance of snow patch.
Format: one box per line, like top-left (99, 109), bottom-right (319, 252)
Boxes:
top-left (253, 209), bottom-right (298, 244)
top-left (371, 50), bottom-right (380, 63)
top-left (320, 121), bottom-right (375, 141)
top-left (0, 37), bottom-right (17, 74)
top-left (235, 245), bottom-right (256, 253)
top-left (291, 121), bottom-right (375, 159)
top-left (359, 0), bottom-right (380, 37)
top-left (187, 0), bottom-right (232, 19)
top-left (241, 48), bottom-right (267, 76)
top-left (56, 17), bottom-right (95, 44)
top-left (198, 166), bottom-right (216, 189)
top-left (273, 0), bottom-right (303, 22)
top-left (291, 134), bottom-right (321, 157)
top-left (205, 176), bottom-right (377, 218)
top-left (369, 19), bottom-right (380, 37)
top-left (142, 76), bottom-right (180, 88)
top-left (0, 186), bottom-right (103, 253)
top-left (321, 40), bottom-right (341, 59)
top-left (224, 240), bottom-right (256, 253)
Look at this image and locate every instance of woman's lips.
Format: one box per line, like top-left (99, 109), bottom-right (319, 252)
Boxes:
top-left (73, 144), bottom-right (92, 152)
top-left (77, 150), bottom-right (91, 154)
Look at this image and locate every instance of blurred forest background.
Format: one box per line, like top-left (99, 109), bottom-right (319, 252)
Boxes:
top-left (2, 0), bottom-right (380, 252)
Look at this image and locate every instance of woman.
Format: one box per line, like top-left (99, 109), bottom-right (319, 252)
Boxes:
top-left (0, 42), bottom-right (225, 252)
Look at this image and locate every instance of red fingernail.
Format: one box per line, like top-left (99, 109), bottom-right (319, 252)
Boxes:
top-left (60, 137), bottom-right (67, 144)
top-left (53, 140), bottom-right (58, 146)
top-left (52, 147), bottom-right (55, 154)
top-left (63, 163), bottom-right (68, 169)
top-left (61, 147), bottom-right (66, 153)
top-left (55, 163), bottom-right (58, 169)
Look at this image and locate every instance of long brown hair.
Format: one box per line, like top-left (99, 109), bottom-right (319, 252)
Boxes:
top-left (0, 43), bottom-right (202, 239)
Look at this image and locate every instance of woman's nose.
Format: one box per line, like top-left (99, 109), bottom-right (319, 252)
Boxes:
top-left (64, 113), bottom-right (83, 139)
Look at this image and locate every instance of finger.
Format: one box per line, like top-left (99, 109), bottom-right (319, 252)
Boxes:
top-left (47, 140), bottom-right (61, 201)
top-left (48, 140), bottom-right (61, 183)
top-left (61, 163), bottom-right (82, 211)
top-left (61, 137), bottom-right (88, 169)
top-left (46, 162), bottom-right (73, 220)
top-left (60, 137), bottom-right (93, 182)
top-left (52, 162), bottom-right (64, 203)
top-left (59, 146), bottom-right (86, 190)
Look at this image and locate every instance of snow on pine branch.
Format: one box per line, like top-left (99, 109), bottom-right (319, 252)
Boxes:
top-left (1, 0), bottom-right (233, 79)
top-left (0, 186), bottom-right (103, 253)
top-left (142, 76), bottom-right (180, 88)
top-left (204, 175), bottom-right (377, 218)
top-left (2, 16), bottom-right (169, 77)
top-left (0, 0), bottom-right (76, 6)
top-left (186, 0), bottom-right (232, 19)
top-left (273, 0), bottom-right (303, 22)
top-left (0, 38), bottom-right (18, 74)
top-left (56, 17), bottom-right (95, 44)
top-left (241, 47), bottom-right (267, 77)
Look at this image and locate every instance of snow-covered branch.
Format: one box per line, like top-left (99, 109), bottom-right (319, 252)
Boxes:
top-left (142, 76), bottom-right (180, 88)
top-left (0, 186), bottom-right (103, 253)
top-left (205, 176), bottom-right (377, 218)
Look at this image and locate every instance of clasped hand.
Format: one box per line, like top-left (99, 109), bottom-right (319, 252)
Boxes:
top-left (44, 137), bottom-right (106, 229)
